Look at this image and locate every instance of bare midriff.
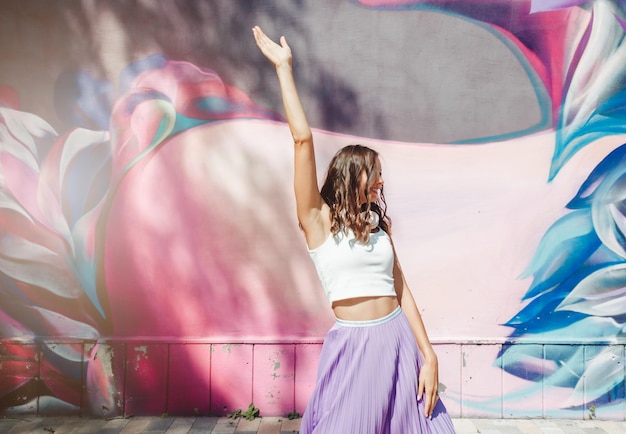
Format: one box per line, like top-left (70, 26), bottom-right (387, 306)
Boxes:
top-left (332, 296), bottom-right (399, 321)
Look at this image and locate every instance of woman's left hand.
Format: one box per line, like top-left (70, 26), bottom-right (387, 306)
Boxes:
top-left (417, 357), bottom-right (439, 419)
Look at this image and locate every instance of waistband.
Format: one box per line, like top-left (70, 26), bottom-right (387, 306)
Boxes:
top-left (335, 306), bottom-right (402, 328)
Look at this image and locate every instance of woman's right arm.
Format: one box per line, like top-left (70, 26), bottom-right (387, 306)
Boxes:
top-left (252, 26), bottom-right (327, 245)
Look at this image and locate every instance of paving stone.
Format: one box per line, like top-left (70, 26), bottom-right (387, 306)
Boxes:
top-left (73, 418), bottom-right (111, 433)
top-left (189, 417), bottom-right (218, 433)
top-left (475, 419), bottom-right (519, 432)
top-left (279, 418), bottom-right (301, 433)
top-left (511, 419), bottom-right (544, 434)
top-left (235, 417), bottom-right (261, 432)
top-left (47, 417), bottom-right (85, 433)
top-left (103, 417), bottom-right (133, 427)
top-left (166, 417), bottom-right (195, 433)
top-left (539, 427), bottom-right (570, 434)
top-left (211, 417), bottom-right (238, 434)
top-left (99, 417), bottom-right (133, 433)
top-left (144, 416), bottom-right (175, 432)
top-left (3, 417), bottom-right (46, 434)
top-left (552, 419), bottom-right (590, 433)
top-left (257, 417), bottom-right (281, 434)
top-left (452, 418), bottom-right (479, 433)
top-left (119, 417), bottom-right (153, 434)
top-left (33, 416), bottom-right (66, 431)
top-left (21, 417), bottom-right (78, 433)
top-left (600, 421), bottom-right (626, 434)
top-left (2, 416), bottom-right (626, 433)
top-left (0, 420), bottom-right (21, 432)
top-left (490, 427), bottom-right (524, 434)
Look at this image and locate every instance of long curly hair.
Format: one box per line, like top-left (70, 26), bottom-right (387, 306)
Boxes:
top-left (320, 144), bottom-right (391, 243)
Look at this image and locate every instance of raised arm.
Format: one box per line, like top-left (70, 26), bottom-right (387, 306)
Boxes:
top-left (252, 26), bottom-right (327, 245)
top-left (391, 240), bottom-right (440, 419)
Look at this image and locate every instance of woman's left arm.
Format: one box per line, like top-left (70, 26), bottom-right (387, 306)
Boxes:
top-left (391, 238), bottom-right (439, 418)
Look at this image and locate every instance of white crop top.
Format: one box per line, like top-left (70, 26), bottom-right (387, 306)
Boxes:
top-left (308, 229), bottom-right (397, 305)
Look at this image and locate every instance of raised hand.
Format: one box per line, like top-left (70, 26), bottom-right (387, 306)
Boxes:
top-left (252, 26), bottom-right (292, 69)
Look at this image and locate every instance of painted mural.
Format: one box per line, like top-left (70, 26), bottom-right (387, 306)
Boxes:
top-left (0, 0), bottom-right (626, 418)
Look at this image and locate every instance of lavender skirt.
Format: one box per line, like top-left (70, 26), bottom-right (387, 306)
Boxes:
top-left (300, 307), bottom-right (456, 433)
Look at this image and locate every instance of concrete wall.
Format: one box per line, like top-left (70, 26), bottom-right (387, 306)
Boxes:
top-left (1, 0), bottom-right (626, 418)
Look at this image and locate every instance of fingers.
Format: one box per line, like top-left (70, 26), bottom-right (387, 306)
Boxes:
top-left (418, 371), bottom-right (438, 419)
top-left (423, 389), bottom-right (432, 418)
top-left (252, 26), bottom-right (288, 48)
top-left (252, 25), bottom-right (261, 42)
top-left (252, 25), bottom-right (266, 38)
top-left (252, 26), bottom-right (269, 48)
top-left (417, 375), bottom-right (424, 401)
top-left (417, 376), bottom-right (433, 418)
top-left (425, 389), bottom-right (438, 419)
top-left (252, 26), bottom-right (273, 51)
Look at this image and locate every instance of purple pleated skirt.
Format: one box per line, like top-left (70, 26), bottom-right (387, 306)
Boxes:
top-left (300, 307), bottom-right (456, 433)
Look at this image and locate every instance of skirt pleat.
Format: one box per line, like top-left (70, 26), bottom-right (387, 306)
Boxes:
top-left (300, 308), bottom-right (456, 433)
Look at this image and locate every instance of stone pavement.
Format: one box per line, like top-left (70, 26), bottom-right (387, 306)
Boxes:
top-left (0, 416), bottom-right (625, 433)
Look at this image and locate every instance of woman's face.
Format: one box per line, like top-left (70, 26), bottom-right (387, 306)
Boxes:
top-left (359, 157), bottom-right (384, 204)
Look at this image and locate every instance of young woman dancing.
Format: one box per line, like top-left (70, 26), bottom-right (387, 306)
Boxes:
top-left (253, 26), bottom-right (456, 433)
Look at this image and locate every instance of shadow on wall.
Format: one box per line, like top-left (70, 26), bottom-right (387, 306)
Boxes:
top-left (0, 0), bottom-right (547, 143)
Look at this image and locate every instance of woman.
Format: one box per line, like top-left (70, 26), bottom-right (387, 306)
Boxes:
top-left (253, 26), bottom-right (456, 433)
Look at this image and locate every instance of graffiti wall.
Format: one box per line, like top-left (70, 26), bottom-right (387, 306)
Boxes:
top-left (1, 0), bottom-right (626, 419)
